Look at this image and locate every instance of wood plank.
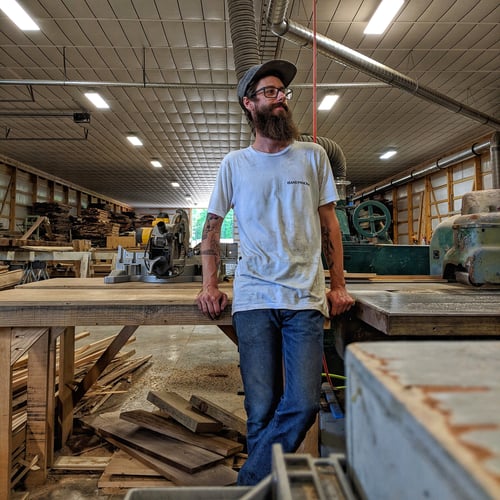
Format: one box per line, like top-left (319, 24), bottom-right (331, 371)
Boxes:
top-left (10, 328), bottom-right (49, 365)
top-left (95, 354), bottom-right (151, 387)
top-left (72, 325), bottom-right (138, 405)
top-left (0, 269), bottom-right (23, 290)
top-left (147, 391), bottom-right (223, 433)
top-left (0, 328), bottom-right (13, 496)
top-left (189, 395), bottom-right (247, 436)
top-left (16, 278), bottom-right (219, 289)
top-left (58, 327), bottom-right (75, 447)
top-left (296, 414), bottom-right (319, 457)
top-left (104, 450), bottom-right (162, 476)
top-left (0, 287), bottom-right (233, 327)
top-left (52, 455), bottom-right (111, 471)
top-left (25, 329), bottom-right (54, 487)
top-left (103, 436), bottom-right (237, 486)
top-left (98, 475), bottom-right (170, 491)
top-left (120, 410), bottom-right (243, 456)
top-left (94, 414), bottom-right (223, 473)
top-left (98, 451), bottom-right (172, 492)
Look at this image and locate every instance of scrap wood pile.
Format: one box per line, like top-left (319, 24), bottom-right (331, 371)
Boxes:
top-left (79, 391), bottom-right (248, 493)
top-left (10, 331), bottom-right (150, 488)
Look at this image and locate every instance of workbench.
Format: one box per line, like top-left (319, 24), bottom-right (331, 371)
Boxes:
top-left (1, 278), bottom-right (499, 498)
top-left (0, 279), bottom-right (232, 499)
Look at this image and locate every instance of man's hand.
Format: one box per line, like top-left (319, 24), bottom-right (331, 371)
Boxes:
top-left (197, 284), bottom-right (228, 320)
top-left (326, 286), bottom-right (355, 317)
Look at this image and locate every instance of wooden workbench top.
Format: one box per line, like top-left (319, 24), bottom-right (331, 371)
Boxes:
top-left (3, 278), bottom-right (499, 334)
top-left (0, 284), bottom-right (233, 327)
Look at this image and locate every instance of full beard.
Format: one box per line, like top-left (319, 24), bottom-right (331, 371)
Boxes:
top-left (254, 103), bottom-right (300, 142)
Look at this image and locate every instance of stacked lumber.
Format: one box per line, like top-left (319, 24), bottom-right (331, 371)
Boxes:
top-left (10, 331), bottom-right (151, 488)
top-left (72, 208), bottom-right (121, 247)
top-left (85, 390), bottom-right (248, 493)
top-left (31, 202), bottom-right (73, 242)
top-left (110, 212), bottom-right (135, 233)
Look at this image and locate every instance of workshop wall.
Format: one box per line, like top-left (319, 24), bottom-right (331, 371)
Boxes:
top-left (0, 156), bottom-right (132, 236)
top-left (363, 138), bottom-right (493, 245)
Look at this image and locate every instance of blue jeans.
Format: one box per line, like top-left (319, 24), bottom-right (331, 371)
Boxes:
top-left (233, 309), bottom-right (325, 486)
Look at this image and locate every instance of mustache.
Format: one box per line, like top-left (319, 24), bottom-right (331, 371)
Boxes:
top-left (272, 102), bottom-right (288, 112)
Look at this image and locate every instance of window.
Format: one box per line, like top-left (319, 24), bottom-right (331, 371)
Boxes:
top-left (191, 208), bottom-right (234, 246)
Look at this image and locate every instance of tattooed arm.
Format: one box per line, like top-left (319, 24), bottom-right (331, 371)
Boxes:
top-left (196, 213), bottom-right (228, 319)
top-left (318, 202), bottom-right (355, 317)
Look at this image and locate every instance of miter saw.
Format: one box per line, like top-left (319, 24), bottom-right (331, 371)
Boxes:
top-left (104, 209), bottom-right (201, 283)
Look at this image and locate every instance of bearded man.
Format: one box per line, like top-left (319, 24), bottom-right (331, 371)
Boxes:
top-left (196, 60), bottom-right (354, 485)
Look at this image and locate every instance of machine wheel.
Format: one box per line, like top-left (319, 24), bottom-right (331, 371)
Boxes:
top-left (352, 200), bottom-right (392, 239)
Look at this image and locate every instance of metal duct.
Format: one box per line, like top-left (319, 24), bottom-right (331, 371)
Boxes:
top-left (298, 135), bottom-right (346, 178)
top-left (226, 0), bottom-right (348, 192)
top-left (353, 140), bottom-right (491, 201)
top-left (226, 0), bottom-right (260, 80)
top-left (267, 0), bottom-right (500, 131)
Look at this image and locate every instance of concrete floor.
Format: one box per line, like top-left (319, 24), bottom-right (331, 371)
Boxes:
top-left (17, 324), bottom-right (246, 499)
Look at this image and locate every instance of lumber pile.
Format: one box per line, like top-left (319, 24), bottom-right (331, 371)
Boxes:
top-left (71, 208), bottom-right (121, 247)
top-left (10, 331), bottom-right (151, 488)
top-left (71, 207), bottom-right (135, 247)
top-left (82, 390), bottom-right (248, 493)
top-left (30, 202), bottom-right (73, 242)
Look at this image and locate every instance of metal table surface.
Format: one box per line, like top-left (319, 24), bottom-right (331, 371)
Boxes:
top-left (346, 340), bottom-right (500, 499)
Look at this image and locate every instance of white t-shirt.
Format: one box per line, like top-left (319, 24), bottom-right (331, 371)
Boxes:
top-left (208, 140), bottom-right (339, 317)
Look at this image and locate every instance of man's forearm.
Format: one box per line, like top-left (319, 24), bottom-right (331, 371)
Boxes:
top-left (320, 207), bottom-right (346, 288)
top-left (200, 213), bottom-right (223, 288)
top-left (323, 228), bottom-right (346, 288)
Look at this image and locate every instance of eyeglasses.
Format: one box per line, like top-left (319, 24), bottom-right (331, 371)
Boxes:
top-left (249, 86), bottom-right (293, 100)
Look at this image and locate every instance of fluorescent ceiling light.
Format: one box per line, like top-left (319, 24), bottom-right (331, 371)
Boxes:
top-left (127, 135), bottom-right (142, 146)
top-left (364, 0), bottom-right (404, 35)
top-left (171, 182), bottom-right (180, 187)
top-left (380, 150), bottom-right (397, 160)
top-left (0, 0), bottom-right (40, 31)
top-left (318, 94), bottom-right (339, 111)
top-left (84, 92), bottom-right (109, 109)
top-left (150, 160), bottom-right (162, 168)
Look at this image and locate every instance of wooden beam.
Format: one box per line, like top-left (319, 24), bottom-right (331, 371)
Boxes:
top-left (0, 328), bottom-right (13, 498)
top-left (189, 394), bottom-right (246, 436)
top-left (25, 328), bottom-right (55, 487)
top-left (58, 327), bottom-right (75, 447)
top-left (147, 391), bottom-right (223, 433)
top-left (20, 217), bottom-right (50, 241)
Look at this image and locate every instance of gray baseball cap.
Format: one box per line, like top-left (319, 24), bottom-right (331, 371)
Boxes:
top-left (237, 59), bottom-right (297, 107)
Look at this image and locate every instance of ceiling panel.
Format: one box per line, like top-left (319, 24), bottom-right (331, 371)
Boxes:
top-left (0, 0), bottom-right (498, 208)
